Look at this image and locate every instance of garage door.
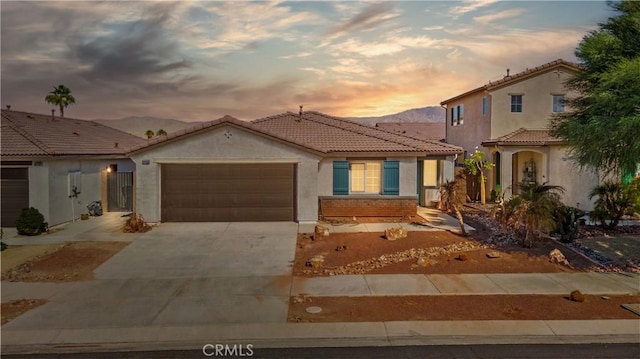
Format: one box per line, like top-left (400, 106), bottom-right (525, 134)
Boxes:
top-left (1, 167), bottom-right (29, 227)
top-left (161, 163), bottom-right (295, 222)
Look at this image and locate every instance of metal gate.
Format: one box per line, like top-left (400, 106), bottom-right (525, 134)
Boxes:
top-left (107, 172), bottom-right (133, 212)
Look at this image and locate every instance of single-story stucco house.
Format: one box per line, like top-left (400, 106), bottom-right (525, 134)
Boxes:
top-left (128, 111), bottom-right (463, 224)
top-left (1, 109), bottom-right (462, 226)
top-left (0, 109), bottom-right (146, 227)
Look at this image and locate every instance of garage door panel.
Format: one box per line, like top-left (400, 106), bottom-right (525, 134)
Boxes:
top-left (1, 168), bottom-right (29, 227)
top-left (161, 164), bottom-right (295, 222)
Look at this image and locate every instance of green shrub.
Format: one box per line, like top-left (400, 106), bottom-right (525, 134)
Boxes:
top-left (15, 207), bottom-right (48, 236)
top-left (554, 205), bottom-right (585, 243)
top-left (499, 181), bottom-right (565, 247)
top-left (1, 242), bottom-right (7, 251)
top-left (589, 179), bottom-right (639, 229)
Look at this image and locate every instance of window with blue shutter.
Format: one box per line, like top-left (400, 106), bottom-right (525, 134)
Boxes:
top-left (382, 160), bottom-right (399, 195)
top-left (333, 161), bottom-right (349, 195)
top-left (482, 96), bottom-right (488, 116)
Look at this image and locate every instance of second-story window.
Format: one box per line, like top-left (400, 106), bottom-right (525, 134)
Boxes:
top-left (552, 94), bottom-right (565, 113)
top-left (457, 105), bottom-right (464, 125)
top-left (482, 96), bottom-right (488, 116)
top-left (510, 94), bottom-right (523, 113)
top-left (451, 107), bottom-right (457, 126)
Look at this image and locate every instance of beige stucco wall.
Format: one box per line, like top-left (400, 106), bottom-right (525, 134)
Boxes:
top-left (29, 159), bottom-right (133, 226)
top-left (547, 146), bottom-right (597, 210)
top-left (489, 69), bottom-right (577, 138)
top-left (500, 146), bottom-right (596, 210)
top-left (445, 91), bottom-right (492, 159)
top-left (318, 156), bottom-right (434, 199)
top-left (131, 124), bottom-right (322, 223)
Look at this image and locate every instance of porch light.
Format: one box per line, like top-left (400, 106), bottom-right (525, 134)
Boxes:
top-left (106, 166), bottom-right (112, 173)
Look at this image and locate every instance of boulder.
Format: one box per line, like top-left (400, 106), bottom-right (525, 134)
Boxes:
top-left (314, 225), bottom-right (330, 239)
top-left (549, 248), bottom-right (570, 266)
top-left (417, 257), bottom-right (438, 267)
top-left (385, 227), bottom-right (408, 241)
top-left (486, 251), bottom-right (501, 259)
top-left (308, 255), bottom-right (325, 268)
top-left (570, 290), bottom-right (585, 302)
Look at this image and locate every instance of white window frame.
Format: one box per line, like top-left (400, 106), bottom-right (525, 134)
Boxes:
top-left (552, 94), bottom-right (565, 113)
top-left (349, 161), bottom-right (382, 194)
top-left (510, 94), bottom-right (523, 113)
top-left (423, 160), bottom-right (442, 188)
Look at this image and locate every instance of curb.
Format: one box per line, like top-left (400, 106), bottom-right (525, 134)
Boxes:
top-left (2, 320), bottom-right (639, 355)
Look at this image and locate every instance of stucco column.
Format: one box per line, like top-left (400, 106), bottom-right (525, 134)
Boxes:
top-left (501, 149), bottom-right (514, 200)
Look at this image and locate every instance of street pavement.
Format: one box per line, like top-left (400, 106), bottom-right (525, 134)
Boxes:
top-left (1, 212), bottom-right (639, 355)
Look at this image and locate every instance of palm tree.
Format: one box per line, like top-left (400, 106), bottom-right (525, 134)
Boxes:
top-left (44, 85), bottom-right (75, 117)
top-left (439, 172), bottom-right (468, 236)
top-left (145, 130), bottom-right (155, 139)
top-left (502, 181), bottom-right (565, 247)
top-left (589, 180), bottom-right (639, 229)
top-left (157, 129), bottom-right (168, 136)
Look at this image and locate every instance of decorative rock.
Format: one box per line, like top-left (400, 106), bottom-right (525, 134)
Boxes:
top-left (417, 257), bottom-right (438, 267)
top-left (335, 245), bottom-right (347, 252)
top-left (305, 306), bottom-right (322, 314)
top-left (456, 253), bottom-right (469, 261)
top-left (314, 225), bottom-right (330, 239)
top-left (486, 251), bottom-right (501, 259)
top-left (385, 227), bottom-right (408, 241)
top-left (308, 255), bottom-right (325, 268)
top-left (601, 296), bottom-right (611, 300)
top-left (570, 290), bottom-right (585, 302)
top-left (549, 249), bottom-right (570, 266)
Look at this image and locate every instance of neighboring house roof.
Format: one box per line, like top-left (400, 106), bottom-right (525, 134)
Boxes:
top-left (129, 111), bottom-right (463, 156)
top-left (375, 122), bottom-right (445, 141)
top-left (1, 110), bottom-right (147, 157)
top-left (252, 111), bottom-right (462, 155)
top-left (482, 128), bottom-right (564, 146)
top-left (440, 59), bottom-right (581, 105)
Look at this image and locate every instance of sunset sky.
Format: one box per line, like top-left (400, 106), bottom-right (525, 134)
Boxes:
top-left (1, 1), bottom-right (613, 122)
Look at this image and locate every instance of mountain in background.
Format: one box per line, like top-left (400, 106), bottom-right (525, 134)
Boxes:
top-left (93, 117), bottom-right (203, 138)
top-left (345, 106), bottom-right (445, 126)
top-left (94, 106), bottom-right (445, 138)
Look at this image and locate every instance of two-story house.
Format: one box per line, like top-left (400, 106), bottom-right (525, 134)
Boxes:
top-left (440, 59), bottom-right (598, 210)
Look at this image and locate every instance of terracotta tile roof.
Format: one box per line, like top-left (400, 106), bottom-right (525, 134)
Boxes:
top-left (375, 122), bottom-right (445, 141)
top-left (251, 111), bottom-right (461, 155)
top-left (1, 110), bottom-right (147, 157)
top-left (129, 111), bottom-right (463, 156)
top-left (441, 59), bottom-right (581, 105)
top-left (482, 128), bottom-right (564, 146)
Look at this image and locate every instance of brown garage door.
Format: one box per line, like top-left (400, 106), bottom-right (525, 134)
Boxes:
top-left (161, 163), bottom-right (295, 222)
top-left (1, 167), bottom-right (29, 227)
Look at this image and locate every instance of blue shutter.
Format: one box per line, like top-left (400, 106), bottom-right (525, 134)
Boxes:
top-left (383, 161), bottom-right (399, 195)
top-left (333, 161), bottom-right (349, 195)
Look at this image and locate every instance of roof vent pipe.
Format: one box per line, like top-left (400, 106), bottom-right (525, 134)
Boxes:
top-left (506, 68), bottom-right (510, 77)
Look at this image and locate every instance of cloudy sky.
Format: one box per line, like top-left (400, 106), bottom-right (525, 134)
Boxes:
top-left (1, 1), bottom-right (613, 121)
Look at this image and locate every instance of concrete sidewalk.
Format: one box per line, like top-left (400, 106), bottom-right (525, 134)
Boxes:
top-left (292, 272), bottom-right (640, 297)
top-left (300, 207), bottom-right (474, 234)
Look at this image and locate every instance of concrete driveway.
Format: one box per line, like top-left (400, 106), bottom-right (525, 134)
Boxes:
top-left (2, 221), bottom-right (298, 330)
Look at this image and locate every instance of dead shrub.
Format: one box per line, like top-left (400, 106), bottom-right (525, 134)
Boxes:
top-left (123, 213), bottom-right (152, 233)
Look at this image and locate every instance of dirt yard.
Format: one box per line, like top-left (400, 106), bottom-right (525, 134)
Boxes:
top-left (293, 231), bottom-right (595, 277)
top-left (288, 294), bottom-right (640, 322)
top-left (1, 241), bottom-right (129, 282)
